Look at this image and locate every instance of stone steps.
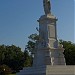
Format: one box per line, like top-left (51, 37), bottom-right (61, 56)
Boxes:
top-left (16, 66), bottom-right (75, 75)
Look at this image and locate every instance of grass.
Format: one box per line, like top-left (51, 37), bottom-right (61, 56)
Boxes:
top-left (8, 74), bottom-right (16, 75)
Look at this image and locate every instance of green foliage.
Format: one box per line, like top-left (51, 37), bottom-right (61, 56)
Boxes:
top-left (26, 41), bottom-right (35, 53)
top-left (59, 40), bottom-right (75, 65)
top-left (0, 45), bottom-right (24, 72)
top-left (0, 64), bottom-right (12, 75)
top-left (24, 33), bottom-right (39, 65)
top-left (26, 33), bottom-right (39, 53)
top-left (28, 33), bottom-right (39, 42)
top-left (23, 50), bottom-right (33, 67)
top-left (0, 44), bottom-right (33, 73)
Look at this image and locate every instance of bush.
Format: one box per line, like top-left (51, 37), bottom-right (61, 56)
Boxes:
top-left (0, 64), bottom-right (12, 75)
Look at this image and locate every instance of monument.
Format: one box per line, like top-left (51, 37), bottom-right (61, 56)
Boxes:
top-left (17, 0), bottom-right (75, 75)
top-left (33, 0), bottom-right (65, 66)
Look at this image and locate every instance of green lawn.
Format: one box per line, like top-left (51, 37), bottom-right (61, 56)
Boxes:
top-left (8, 74), bottom-right (16, 75)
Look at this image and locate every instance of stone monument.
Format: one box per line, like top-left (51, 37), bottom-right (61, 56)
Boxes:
top-left (33, 0), bottom-right (65, 66)
top-left (17, 0), bottom-right (75, 75)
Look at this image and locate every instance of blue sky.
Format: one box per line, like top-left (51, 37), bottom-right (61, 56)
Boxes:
top-left (0, 0), bottom-right (74, 51)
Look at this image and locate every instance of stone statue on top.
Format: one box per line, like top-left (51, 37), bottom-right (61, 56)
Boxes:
top-left (43, 0), bottom-right (51, 14)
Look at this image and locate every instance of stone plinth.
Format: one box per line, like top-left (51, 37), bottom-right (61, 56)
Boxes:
top-left (33, 14), bottom-right (65, 66)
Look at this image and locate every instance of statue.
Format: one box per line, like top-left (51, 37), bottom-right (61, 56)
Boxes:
top-left (43, 0), bottom-right (51, 14)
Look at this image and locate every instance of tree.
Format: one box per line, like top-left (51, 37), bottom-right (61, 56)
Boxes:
top-left (25, 33), bottom-right (39, 54)
top-left (0, 64), bottom-right (12, 75)
top-left (0, 45), bottom-right (6, 65)
top-left (0, 45), bottom-right (24, 72)
top-left (24, 33), bottom-right (39, 65)
top-left (0, 44), bottom-right (33, 73)
top-left (59, 40), bottom-right (75, 65)
top-left (23, 50), bottom-right (32, 67)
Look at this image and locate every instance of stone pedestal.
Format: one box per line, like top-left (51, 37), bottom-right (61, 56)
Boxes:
top-left (33, 14), bottom-right (66, 66)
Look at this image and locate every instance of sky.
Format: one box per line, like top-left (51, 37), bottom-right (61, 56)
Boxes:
top-left (0, 0), bottom-right (74, 51)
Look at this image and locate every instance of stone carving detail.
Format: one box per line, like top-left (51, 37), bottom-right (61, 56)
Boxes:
top-left (43, 0), bottom-right (51, 14)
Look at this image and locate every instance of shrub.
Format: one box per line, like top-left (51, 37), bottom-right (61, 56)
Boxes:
top-left (0, 64), bottom-right (12, 75)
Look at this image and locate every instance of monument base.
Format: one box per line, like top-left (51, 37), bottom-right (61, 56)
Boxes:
top-left (16, 65), bottom-right (75, 75)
